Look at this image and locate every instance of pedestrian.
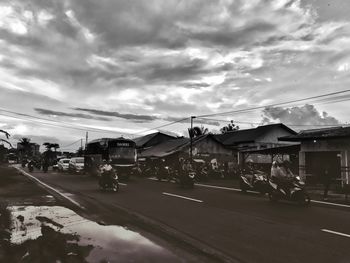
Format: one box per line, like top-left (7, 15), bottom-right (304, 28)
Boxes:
top-left (321, 165), bottom-right (332, 201)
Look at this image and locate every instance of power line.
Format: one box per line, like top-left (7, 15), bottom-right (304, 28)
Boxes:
top-left (131, 117), bottom-right (189, 136)
top-left (61, 139), bottom-right (83, 148)
top-left (197, 89), bottom-right (350, 118)
top-left (0, 107), bottom-right (191, 137)
top-left (0, 110), bottom-right (132, 135)
top-left (196, 117), bottom-right (347, 127)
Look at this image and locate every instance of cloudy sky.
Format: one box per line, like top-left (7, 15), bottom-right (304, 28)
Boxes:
top-left (1, 0), bottom-right (350, 151)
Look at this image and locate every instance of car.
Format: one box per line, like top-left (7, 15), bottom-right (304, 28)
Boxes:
top-left (68, 157), bottom-right (85, 173)
top-left (57, 158), bottom-right (71, 172)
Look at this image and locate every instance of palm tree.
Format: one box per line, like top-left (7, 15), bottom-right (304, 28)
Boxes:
top-left (189, 125), bottom-right (209, 138)
top-left (18, 138), bottom-right (32, 157)
top-left (52, 143), bottom-right (60, 152)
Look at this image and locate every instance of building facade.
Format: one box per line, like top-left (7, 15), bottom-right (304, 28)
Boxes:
top-left (280, 127), bottom-right (350, 186)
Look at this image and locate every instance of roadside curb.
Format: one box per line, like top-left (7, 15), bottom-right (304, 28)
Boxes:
top-left (14, 166), bottom-right (86, 211)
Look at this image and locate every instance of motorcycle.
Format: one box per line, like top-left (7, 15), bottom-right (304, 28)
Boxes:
top-left (98, 165), bottom-right (119, 192)
top-left (175, 170), bottom-right (196, 188)
top-left (156, 166), bottom-right (172, 182)
top-left (240, 171), bottom-right (269, 194)
top-left (268, 176), bottom-right (310, 206)
top-left (21, 159), bottom-right (27, 168)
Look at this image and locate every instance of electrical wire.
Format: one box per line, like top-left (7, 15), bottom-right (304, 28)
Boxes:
top-left (196, 117), bottom-right (348, 128)
top-left (131, 117), bottom-right (189, 136)
top-left (61, 139), bottom-right (83, 148)
top-left (0, 111), bottom-right (132, 135)
top-left (196, 89), bottom-right (350, 118)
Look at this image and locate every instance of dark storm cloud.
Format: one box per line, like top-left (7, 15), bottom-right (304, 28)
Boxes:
top-left (74, 108), bottom-right (158, 122)
top-left (262, 104), bottom-right (340, 126)
top-left (190, 21), bottom-right (276, 47)
top-left (34, 108), bottom-right (111, 121)
top-left (143, 97), bottom-right (199, 113)
top-left (141, 58), bottom-right (207, 81)
top-left (165, 116), bottom-right (220, 126)
top-left (1, 0), bottom-right (350, 137)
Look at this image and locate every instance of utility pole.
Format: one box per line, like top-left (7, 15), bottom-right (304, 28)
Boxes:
top-left (190, 116), bottom-right (196, 164)
top-left (85, 131), bottom-right (88, 150)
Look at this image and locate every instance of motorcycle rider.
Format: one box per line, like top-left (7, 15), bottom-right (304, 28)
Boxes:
top-left (244, 159), bottom-right (255, 185)
top-left (100, 159), bottom-right (114, 174)
top-left (273, 160), bottom-right (294, 194)
top-left (99, 159), bottom-right (117, 189)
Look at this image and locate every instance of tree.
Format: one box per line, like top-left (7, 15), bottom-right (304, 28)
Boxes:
top-left (0, 129), bottom-right (11, 163)
top-left (43, 142), bottom-right (60, 151)
top-left (76, 147), bottom-right (84, 157)
top-left (0, 129), bottom-right (12, 148)
top-left (188, 125), bottom-right (209, 138)
top-left (220, 120), bottom-right (240, 134)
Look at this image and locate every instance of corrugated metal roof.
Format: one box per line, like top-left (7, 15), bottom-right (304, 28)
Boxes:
top-left (133, 132), bottom-right (177, 148)
top-left (214, 123), bottom-right (296, 146)
top-left (279, 126), bottom-right (350, 141)
top-left (139, 134), bottom-right (225, 158)
top-left (139, 138), bottom-right (189, 158)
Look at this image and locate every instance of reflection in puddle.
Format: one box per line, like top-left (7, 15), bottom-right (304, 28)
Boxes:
top-left (8, 206), bottom-right (182, 263)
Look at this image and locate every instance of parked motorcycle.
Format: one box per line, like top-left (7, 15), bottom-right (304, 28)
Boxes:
top-left (239, 171), bottom-right (269, 194)
top-left (98, 165), bottom-right (119, 192)
top-left (268, 176), bottom-right (310, 206)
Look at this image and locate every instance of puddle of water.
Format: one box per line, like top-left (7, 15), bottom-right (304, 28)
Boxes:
top-left (8, 206), bottom-right (182, 263)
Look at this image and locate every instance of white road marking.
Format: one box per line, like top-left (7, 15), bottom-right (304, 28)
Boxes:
top-left (195, 183), bottom-right (261, 194)
top-left (195, 183), bottom-right (240, 192)
top-left (148, 177), bottom-right (159, 181)
top-left (15, 167), bottom-right (85, 210)
top-left (119, 183), bottom-right (127, 186)
top-left (150, 177), bottom-right (350, 209)
top-left (311, 200), bottom-right (350, 208)
top-left (321, 229), bottom-right (350, 238)
top-left (162, 192), bottom-right (203, 203)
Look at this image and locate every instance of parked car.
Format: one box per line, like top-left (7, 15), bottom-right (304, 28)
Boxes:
top-left (68, 157), bottom-right (85, 173)
top-left (57, 158), bottom-right (71, 172)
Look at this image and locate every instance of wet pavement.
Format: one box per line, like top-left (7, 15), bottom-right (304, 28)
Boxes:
top-left (7, 205), bottom-right (183, 263)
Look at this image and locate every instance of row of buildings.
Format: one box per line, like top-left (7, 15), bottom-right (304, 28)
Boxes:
top-left (133, 123), bottom-right (350, 186)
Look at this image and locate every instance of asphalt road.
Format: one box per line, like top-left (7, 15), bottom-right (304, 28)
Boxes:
top-left (17, 167), bottom-right (350, 263)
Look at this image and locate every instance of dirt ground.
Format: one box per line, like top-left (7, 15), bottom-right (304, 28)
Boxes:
top-left (0, 165), bottom-right (57, 206)
top-left (0, 165), bottom-right (61, 262)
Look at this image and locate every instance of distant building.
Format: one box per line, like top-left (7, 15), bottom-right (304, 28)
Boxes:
top-left (139, 134), bottom-right (232, 163)
top-left (280, 126), bottom-right (350, 186)
top-left (214, 123), bottom-right (297, 165)
top-left (133, 132), bottom-right (178, 153)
